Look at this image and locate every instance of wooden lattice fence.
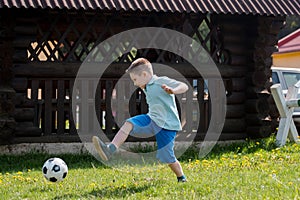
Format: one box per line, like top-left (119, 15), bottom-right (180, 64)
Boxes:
top-left (12, 10), bottom-right (223, 143)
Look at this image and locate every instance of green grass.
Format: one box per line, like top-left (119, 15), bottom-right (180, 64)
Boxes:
top-left (0, 135), bottom-right (300, 199)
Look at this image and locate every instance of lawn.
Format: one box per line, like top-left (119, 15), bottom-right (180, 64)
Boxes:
top-left (0, 135), bottom-right (300, 200)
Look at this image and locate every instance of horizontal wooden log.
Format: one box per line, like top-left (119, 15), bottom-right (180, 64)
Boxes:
top-left (222, 118), bottom-right (246, 133)
top-left (246, 125), bottom-right (272, 138)
top-left (17, 122), bottom-right (34, 128)
top-left (246, 87), bottom-right (271, 99)
top-left (231, 78), bottom-right (246, 92)
top-left (254, 46), bottom-right (277, 58)
top-left (245, 114), bottom-right (271, 126)
top-left (14, 108), bottom-right (35, 122)
top-left (12, 77), bottom-right (28, 91)
top-left (13, 62), bottom-right (249, 78)
top-left (269, 104), bottom-right (279, 118)
top-left (13, 49), bottom-right (28, 63)
top-left (226, 104), bottom-right (245, 118)
top-left (15, 94), bottom-right (35, 108)
top-left (226, 92), bottom-right (246, 104)
top-left (229, 55), bottom-right (249, 66)
top-left (245, 99), bottom-right (270, 115)
top-left (224, 43), bottom-right (252, 56)
top-left (223, 34), bottom-right (254, 44)
top-left (252, 64), bottom-right (267, 71)
top-left (247, 71), bottom-right (269, 88)
top-left (13, 37), bottom-right (34, 48)
top-left (14, 26), bottom-right (37, 35)
top-left (14, 126), bottom-right (42, 136)
top-left (0, 118), bottom-right (16, 129)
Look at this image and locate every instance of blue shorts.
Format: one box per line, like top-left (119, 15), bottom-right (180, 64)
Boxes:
top-left (126, 114), bottom-right (177, 163)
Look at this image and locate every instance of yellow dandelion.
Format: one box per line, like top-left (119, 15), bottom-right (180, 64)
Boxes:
top-left (243, 156), bottom-right (249, 160)
top-left (89, 183), bottom-right (97, 188)
top-left (288, 182), bottom-right (293, 185)
top-left (256, 142), bottom-right (260, 145)
top-left (24, 177), bottom-right (31, 182)
top-left (16, 171), bottom-right (23, 175)
top-left (27, 169), bottom-right (31, 172)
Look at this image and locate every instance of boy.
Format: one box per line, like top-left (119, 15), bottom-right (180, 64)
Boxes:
top-left (92, 58), bottom-right (188, 182)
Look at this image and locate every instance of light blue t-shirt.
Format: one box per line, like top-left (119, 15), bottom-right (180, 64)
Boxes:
top-left (143, 75), bottom-right (182, 131)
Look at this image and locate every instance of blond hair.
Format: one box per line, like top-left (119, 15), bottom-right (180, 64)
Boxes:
top-left (126, 58), bottom-right (153, 75)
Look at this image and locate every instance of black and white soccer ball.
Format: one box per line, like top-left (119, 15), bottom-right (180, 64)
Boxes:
top-left (42, 157), bottom-right (68, 182)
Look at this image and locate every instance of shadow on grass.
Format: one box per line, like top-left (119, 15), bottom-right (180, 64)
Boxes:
top-left (52, 183), bottom-right (152, 199)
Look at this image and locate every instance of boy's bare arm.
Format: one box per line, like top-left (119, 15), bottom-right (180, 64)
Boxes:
top-left (161, 82), bottom-right (188, 94)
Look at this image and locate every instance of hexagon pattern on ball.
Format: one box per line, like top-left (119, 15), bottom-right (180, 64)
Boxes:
top-left (42, 157), bottom-right (68, 182)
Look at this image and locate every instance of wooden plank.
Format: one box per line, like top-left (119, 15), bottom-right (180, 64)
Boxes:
top-left (57, 80), bottom-right (65, 134)
top-left (96, 81), bottom-right (105, 129)
top-left (31, 80), bottom-right (40, 127)
top-left (197, 78), bottom-right (207, 133)
top-left (116, 80), bottom-right (125, 126)
top-left (80, 79), bottom-right (89, 135)
top-left (44, 80), bottom-right (53, 135)
top-left (185, 78), bottom-right (194, 133)
top-left (95, 80), bottom-right (103, 131)
top-left (13, 62), bottom-right (248, 78)
top-left (68, 79), bottom-right (77, 135)
top-left (129, 82), bottom-right (137, 116)
top-left (105, 80), bottom-right (114, 134)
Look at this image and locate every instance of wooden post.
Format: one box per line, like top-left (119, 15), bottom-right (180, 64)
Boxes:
top-left (270, 83), bottom-right (300, 146)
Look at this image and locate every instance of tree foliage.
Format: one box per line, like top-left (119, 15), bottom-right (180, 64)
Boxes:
top-left (278, 16), bottom-right (300, 39)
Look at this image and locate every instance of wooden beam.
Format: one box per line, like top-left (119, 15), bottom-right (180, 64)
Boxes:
top-left (13, 62), bottom-right (248, 78)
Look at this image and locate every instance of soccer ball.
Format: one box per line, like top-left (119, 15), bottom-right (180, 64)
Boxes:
top-left (42, 157), bottom-right (68, 182)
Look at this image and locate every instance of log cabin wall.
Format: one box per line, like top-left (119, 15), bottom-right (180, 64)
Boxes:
top-left (249, 16), bottom-right (285, 138)
top-left (0, 8), bottom-right (286, 144)
top-left (213, 14), bottom-right (285, 139)
top-left (0, 10), bottom-right (17, 144)
top-left (211, 14), bottom-right (253, 140)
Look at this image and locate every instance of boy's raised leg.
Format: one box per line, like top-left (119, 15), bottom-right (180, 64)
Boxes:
top-left (93, 122), bottom-right (133, 161)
